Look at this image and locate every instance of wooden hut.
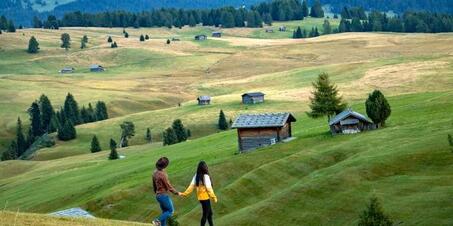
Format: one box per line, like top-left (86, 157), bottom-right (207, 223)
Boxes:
top-left (60, 67), bottom-right (75, 74)
top-left (265, 29), bottom-right (274, 33)
top-left (232, 112), bottom-right (296, 152)
top-left (212, 32), bottom-right (222, 37)
top-left (197, 96), bottom-right (211, 105)
top-left (90, 64), bottom-right (104, 72)
top-left (195, 35), bottom-right (207, 41)
top-left (242, 92), bottom-right (265, 104)
top-left (329, 108), bottom-right (375, 135)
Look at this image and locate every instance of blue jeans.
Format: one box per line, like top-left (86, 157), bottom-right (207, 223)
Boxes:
top-left (156, 194), bottom-right (174, 226)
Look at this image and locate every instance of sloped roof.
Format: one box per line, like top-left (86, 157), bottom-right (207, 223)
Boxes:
top-left (197, 96), bottom-right (211, 101)
top-left (232, 112), bottom-right (296, 129)
top-left (329, 109), bottom-right (372, 126)
top-left (242, 92), bottom-right (265, 97)
top-left (90, 64), bottom-right (103, 69)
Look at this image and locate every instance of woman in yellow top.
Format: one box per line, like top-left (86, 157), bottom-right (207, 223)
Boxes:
top-left (180, 161), bottom-right (217, 226)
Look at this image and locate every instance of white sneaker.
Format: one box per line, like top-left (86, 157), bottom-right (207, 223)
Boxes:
top-left (152, 220), bottom-right (161, 226)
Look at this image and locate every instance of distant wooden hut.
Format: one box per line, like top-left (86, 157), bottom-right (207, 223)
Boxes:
top-left (265, 29), bottom-right (274, 33)
top-left (329, 108), bottom-right (376, 135)
top-left (212, 31), bottom-right (222, 37)
top-left (90, 64), bottom-right (104, 72)
top-left (242, 92), bottom-right (265, 104)
top-left (232, 112), bottom-right (297, 152)
top-left (60, 67), bottom-right (75, 74)
top-left (195, 35), bottom-right (207, 41)
top-left (197, 96), bottom-right (211, 105)
top-left (171, 37), bottom-right (181, 41)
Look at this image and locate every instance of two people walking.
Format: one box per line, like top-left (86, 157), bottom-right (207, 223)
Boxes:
top-left (152, 157), bottom-right (217, 226)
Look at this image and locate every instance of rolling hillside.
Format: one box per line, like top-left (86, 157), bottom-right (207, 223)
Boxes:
top-left (0, 18), bottom-right (452, 225)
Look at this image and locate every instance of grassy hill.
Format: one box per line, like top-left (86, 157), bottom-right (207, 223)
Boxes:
top-left (0, 21), bottom-right (452, 225)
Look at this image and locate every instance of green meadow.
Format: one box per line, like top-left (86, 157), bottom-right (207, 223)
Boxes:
top-left (0, 19), bottom-right (452, 225)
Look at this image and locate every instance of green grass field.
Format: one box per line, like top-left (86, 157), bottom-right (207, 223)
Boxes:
top-left (0, 20), bottom-right (452, 225)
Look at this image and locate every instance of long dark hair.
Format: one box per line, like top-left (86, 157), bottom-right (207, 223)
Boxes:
top-left (195, 161), bottom-right (212, 187)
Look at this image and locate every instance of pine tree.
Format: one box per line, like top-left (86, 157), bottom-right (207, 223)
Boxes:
top-left (64, 93), bottom-right (81, 125)
top-left (302, 0), bottom-right (309, 17)
top-left (145, 128), bottom-right (152, 143)
top-left (307, 73), bottom-right (346, 120)
top-left (263, 13), bottom-right (273, 26)
top-left (60, 33), bottom-right (71, 50)
top-left (124, 32), bottom-right (129, 38)
top-left (109, 139), bottom-right (119, 160)
top-left (111, 42), bottom-right (118, 48)
top-left (218, 110), bottom-right (228, 130)
top-left (351, 18), bottom-right (363, 32)
top-left (166, 39), bottom-right (171, 45)
top-left (57, 119), bottom-right (77, 141)
top-left (95, 101), bottom-right (108, 121)
top-left (358, 197), bottom-right (393, 226)
top-left (163, 127), bottom-right (178, 146)
top-left (7, 20), bottom-right (16, 32)
top-left (365, 90), bottom-right (391, 128)
top-left (29, 101), bottom-right (43, 137)
top-left (27, 36), bottom-right (40, 54)
top-left (87, 103), bottom-right (96, 122)
top-left (186, 129), bottom-right (191, 138)
top-left (39, 94), bottom-right (55, 132)
top-left (448, 134), bottom-right (453, 153)
top-left (140, 34), bottom-right (145, 42)
top-left (293, 26), bottom-right (303, 39)
top-left (172, 119), bottom-right (187, 143)
top-left (16, 117), bottom-right (27, 157)
top-left (90, 135), bottom-right (102, 153)
top-left (1, 141), bottom-right (18, 161)
top-left (80, 106), bottom-right (90, 123)
top-left (81, 35), bottom-right (88, 49)
top-left (310, 0), bottom-right (324, 18)
top-left (107, 36), bottom-right (113, 43)
top-left (119, 121), bottom-right (135, 148)
top-left (145, 34), bottom-right (150, 40)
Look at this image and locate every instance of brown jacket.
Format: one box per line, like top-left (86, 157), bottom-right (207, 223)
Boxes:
top-left (152, 170), bottom-right (178, 195)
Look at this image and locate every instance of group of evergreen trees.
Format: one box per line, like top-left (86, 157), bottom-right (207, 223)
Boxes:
top-left (163, 119), bottom-right (190, 146)
top-left (0, 15), bottom-right (16, 32)
top-left (26, 34), bottom-right (89, 53)
top-left (338, 8), bottom-right (453, 33)
top-left (293, 26), bottom-right (321, 39)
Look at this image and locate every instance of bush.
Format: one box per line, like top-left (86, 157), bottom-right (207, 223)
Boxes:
top-left (358, 197), bottom-right (393, 226)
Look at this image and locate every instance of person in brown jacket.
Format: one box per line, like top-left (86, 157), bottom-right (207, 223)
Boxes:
top-left (152, 157), bottom-right (179, 226)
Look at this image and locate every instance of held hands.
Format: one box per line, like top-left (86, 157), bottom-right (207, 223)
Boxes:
top-left (177, 192), bottom-right (185, 197)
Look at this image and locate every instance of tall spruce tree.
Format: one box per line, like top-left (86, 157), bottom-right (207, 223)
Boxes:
top-left (293, 26), bottom-right (303, 39)
top-left (87, 103), bottom-right (96, 122)
top-left (1, 141), bottom-right (18, 161)
top-left (302, 0), bottom-right (309, 17)
top-left (57, 119), bottom-right (76, 141)
top-left (109, 139), bottom-right (119, 160)
top-left (7, 20), bottom-right (16, 32)
top-left (307, 73), bottom-right (346, 120)
top-left (140, 34), bottom-right (145, 41)
top-left (365, 90), bottom-right (391, 127)
top-left (80, 106), bottom-right (90, 123)
top-left (16, 117), bottom-right (27, 157)
top-left (358, 197), bottom-right (393, 226)
top-left (119, 121), bottom-right (135, 148)
top-left (39, 94), bottom-right (55, 132)
top-left (172, 119), bottom-right (187, 143)
top-left (218, 110), bottom-right (228, 130)
top-left (27, 36), bottom-right (40, 54)
top-left (95, 101), bottom-right (108, 121)
top-left (163, 127), bottom-right (178, 146)
top-left (323, 20), bottom-right (332, 34)
top-left (29, 101), bottom-right (43, 137)
top-left (61, 33), bottom-right (71, 50)
top-left (64, 93), bottom-right (81, 125)
top-left (310, 0), bottom-right (324, 18)
top-left (145, 128), bottom-right (152, 143)
top-left (107, 36), bottom-right (113, 43)
top-left (448, 134), bottom-right (453, 153)
top-left (90, 135), bottom-right (102, 153)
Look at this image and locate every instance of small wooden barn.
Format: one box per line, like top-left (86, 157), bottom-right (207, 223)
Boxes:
top-left (171, 37), bottom-right (181, 41)
top-left (212, 32), bottom-right (222, 37)
top-left (242, 92), bottom-right (265, 104)
top-left (90, 64), bottom-right (104, 72)
top-left (60, 67), bottom-right (75, 74)
top-left (195, 35), bottom-right (207, 41)
top-left (232, 112), bottom-right (296, 152)
top-left (197, 96), bottom-right (211, 105)
top-left (265, 29), bottom-right (274, 33)
top-left (329, 108), bottom-right (375, 135)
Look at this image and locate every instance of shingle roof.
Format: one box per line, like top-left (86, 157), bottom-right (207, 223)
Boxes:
top-left (232, 112), bottom-right (296, 128)
top-left (329, 109), bottom-right (372, 126)
top-left (90, 64), bottom-right (102, 69)
top-left (197, 96), bottom-right (211, 101)
top-left (242, 92), bottom-right (265, 97)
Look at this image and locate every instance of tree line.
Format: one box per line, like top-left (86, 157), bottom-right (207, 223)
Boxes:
top-left (1, 93), bottom-right (109, 161)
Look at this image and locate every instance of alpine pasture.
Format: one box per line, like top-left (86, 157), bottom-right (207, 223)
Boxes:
top-left (0, 18), bottom-right (453, 225)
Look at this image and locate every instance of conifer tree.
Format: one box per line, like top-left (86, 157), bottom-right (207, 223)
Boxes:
top-left (172, 119), bottom-right (187, 143)
top-left (323, 20), bottom-right (332, 34)
top-left (60, 33), bottom-right (71, 50)
top-left (302, 0), bottom-right (309, 17)
top-left (145, 128), bottom-right (152, 143)
top-left (145, 34), bottom-right (150, 40)
top-left (27, 36), bottom-right (40, 54)
top-left (293, 26), bottom-right (303, 39)
top-left (64, 93), bottom-right (81, 125)
top-left (57, 119), bottom-right (76, 141)
top-left (82, 35), bottom-right (88, 44)
top-left (111, 42), bottom-right (118, 48)
top-left (87, 103), bottom-right (96, 122)
top-left (310, 0), bottom-right (324, 18)
top-left (39, 94), bottom-right (55, 132)
top-left (29, 101), bottom-right (43, 137)
top-left (218, 110), bottom-right (228, 130)
top-left (448, 134), bottom-right (453, 153)
top-left (109, 139), bottom-right (119, 160)
top-left (16, 117), bottom-right (27, 157)
top-left (167, 39), bottom-right (171, 45)
top-left (140, 34), bottom-right (145, 41)
top-left (163, 127), bottom-right (178, 146)
top-left (119, 121), bottom-right (135, 148)
top-left (263, 13), bottom-right (273, 26)
top-left (307, 73), bottom-right (346, 120)
top-left (365, 90), bottom-right (391, 127)
top-left (107, 36), bottom-right (113, 43)
top-left (124, 32), bottom-right (129, 38)
top-left (95, 101), bottom-right (108, 121)
top-left (358, 197), bottom-right (393, 226)
top-left (186, 129), bottom-right (191, 138)
top-left (1, 141), bottom-right (18, 161)
top-left (7, 20), bottom-right (16, 32)
top-left (90, 135), bottom-right (102, 153)
top-left (80, 106), bottom-right (90, 123)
